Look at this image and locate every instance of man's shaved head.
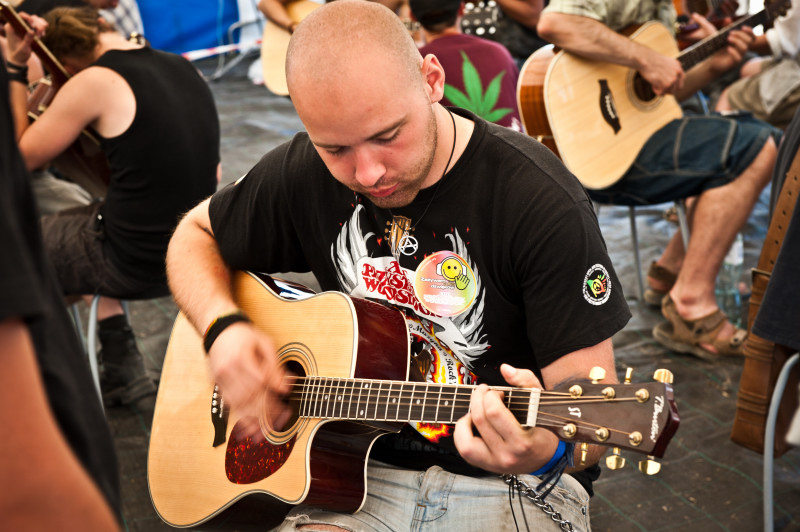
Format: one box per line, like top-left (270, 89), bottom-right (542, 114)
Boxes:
top-left (286, 0), bottom-right (423, 96)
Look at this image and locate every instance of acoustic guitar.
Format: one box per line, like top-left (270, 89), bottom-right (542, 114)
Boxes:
top-left (0, 0), bottom-right (110, 197)
top-left (260, 0), bottom-right (320, 96)
top-left (517, 0), bottom-right (790, 190)
top-left (148, 271), bottom-right (680, 529)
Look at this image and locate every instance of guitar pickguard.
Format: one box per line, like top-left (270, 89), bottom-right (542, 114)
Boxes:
top-left (225, 418), bottom-right (296, 484)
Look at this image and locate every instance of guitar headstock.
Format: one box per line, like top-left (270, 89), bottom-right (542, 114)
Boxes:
top-left (461, 0), bottom-right (502, 37)
top-left (537, 367), bottom-right (680, 466)
top-left (765, 0), bottom-right (792, 24)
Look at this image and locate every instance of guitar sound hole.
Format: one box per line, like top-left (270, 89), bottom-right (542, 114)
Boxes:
top-left (633, 73), bottom-right (656, 103)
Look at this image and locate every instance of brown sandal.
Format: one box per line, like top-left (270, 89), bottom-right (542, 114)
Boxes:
top-left (652, 295), bottom-right (747, 360)
top-left (644, 262), bottom-right (677, 307)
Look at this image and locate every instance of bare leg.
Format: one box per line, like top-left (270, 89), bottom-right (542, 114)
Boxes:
top-left (647, 198), bottom-right (697, 291)
top-left (669, 137), bottom-right (776, 350)
top-left (81, 295), bottom-right (125, 321)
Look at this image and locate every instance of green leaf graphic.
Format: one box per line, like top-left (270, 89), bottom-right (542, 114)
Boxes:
top-left (442, 51), bottom-right (512, 125)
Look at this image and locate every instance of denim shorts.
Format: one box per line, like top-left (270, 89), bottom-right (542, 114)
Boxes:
top-left (40, 202), bottom-right (159, 298)
top-left (271, 461), bottom-right (591, 532)
top-left (588, 113), bottom-right (781, 206)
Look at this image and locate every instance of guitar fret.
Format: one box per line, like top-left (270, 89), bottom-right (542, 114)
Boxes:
top-left (345, 378), bottom-right (355, 420)
top-left (355, 379), bottom-right (366, 420)
top-left (392, 382), bottom-right (402, 421)
top-left (447, 387), bottom-right (457, 423)
top-left (322, 377), bottom-right (332, 419)
top-left (434, 384), bottom-right (443, 423)
top-left (300, 377), bottom-right (309, 418)
top-left (374, 382), bottom-right (387, 421)
top-left (365, 380), bottom-right (377, 420)
top-left (334, 378), bottom-right (344, 419)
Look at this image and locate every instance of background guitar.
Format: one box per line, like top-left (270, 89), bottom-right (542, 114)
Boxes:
top-left (0, 0), bottom-right (110, 196)
top-left (460, 0), bottom-right (503, 37)
top-left (517, 0), bottom-right (790, 190)
top-left (261, 0), bottom-right (320, 96)
top-left (149, 271), bottom-right (680, 529)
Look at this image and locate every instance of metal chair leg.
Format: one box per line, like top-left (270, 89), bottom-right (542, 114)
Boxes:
top-left (763, 352), bottom-right (800, 532)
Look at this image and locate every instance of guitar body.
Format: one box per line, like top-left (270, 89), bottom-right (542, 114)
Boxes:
top-left (148, 272), bottom-right (410, 528)
top-left (519, 22), bottom-right (683, 189)
top-left (260, 0), bottom-right (320, 96)
top-left (517, 45), bottom-right (560, 158)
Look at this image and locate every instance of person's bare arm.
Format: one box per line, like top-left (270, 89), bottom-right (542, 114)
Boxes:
top-left (166, 199), bottom-right (290, 437)
top-left (0, 319), bottom-right (120, 531)
top-left (538, 12), bottom-right (685, 95)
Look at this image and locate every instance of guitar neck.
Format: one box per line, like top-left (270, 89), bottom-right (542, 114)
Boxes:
top-left (678, 10), bottom-right (766, 71)
top-left (291, 376), bottom-right (678, 456)
top-left (295, 377), bottom-right (539, 426)
top-left (0, 1), bottom-right (70, 85)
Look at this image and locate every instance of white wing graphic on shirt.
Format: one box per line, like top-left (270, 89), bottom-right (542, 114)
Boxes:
top-left (331, 205), bottom-right (489, 369)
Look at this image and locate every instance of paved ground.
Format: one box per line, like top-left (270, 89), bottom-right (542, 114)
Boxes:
top-left (93, 56), bottom-right (800, 532)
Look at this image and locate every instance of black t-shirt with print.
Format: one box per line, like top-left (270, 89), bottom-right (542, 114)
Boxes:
top-left (209, 108), bottom-right (631, 495)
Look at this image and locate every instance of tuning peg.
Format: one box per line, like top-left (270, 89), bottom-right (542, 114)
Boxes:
top-left (580, 442), bottom-right (589, 465)
top-left (605, 447), bottom-right (626, 470)
top-left (624, 367), bottom-right (633, 384)
top-left (589, 367), bottom-right (606, 383)
top-left (638, 456), bottom-right (662, 475)
top-left (653, 368), bottom-right (674, 384)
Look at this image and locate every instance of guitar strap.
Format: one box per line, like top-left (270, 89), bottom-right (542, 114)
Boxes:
top-left (730, 138), bottom-right (800, 456)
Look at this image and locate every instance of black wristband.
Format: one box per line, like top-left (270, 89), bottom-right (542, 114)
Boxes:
top-left (6, 60), bottom-right (27, 72)
top-left (6, 69), bottom-right (27, 85)
top-left (203, 311), bottom-right (251, 353)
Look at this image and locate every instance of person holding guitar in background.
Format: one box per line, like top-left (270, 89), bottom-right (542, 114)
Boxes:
top-left (537, 1), bottom-right (781, 361)
top-left (5, 6), bottom-right (220, 407)
top-left (167, 2), bottom-right (632, 529)
top-left (716, 5), bottom-right (800, 129)
top-left (0, 0), bottom-right (121, 215)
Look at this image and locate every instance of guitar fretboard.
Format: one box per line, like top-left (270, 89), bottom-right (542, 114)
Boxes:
top-left (679, 10), bottom-right (768, 72)
top-left (293, 377), bottom-right (541, 427)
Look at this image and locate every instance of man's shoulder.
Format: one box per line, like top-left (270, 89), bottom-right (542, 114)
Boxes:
top-left (422, 34), bottom-right (513, 60)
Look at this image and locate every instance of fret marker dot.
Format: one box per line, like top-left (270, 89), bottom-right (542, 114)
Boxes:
top-left (445, 401), bottom-right (450, 406)
top-left (360, 409), bottom-right (365, 416)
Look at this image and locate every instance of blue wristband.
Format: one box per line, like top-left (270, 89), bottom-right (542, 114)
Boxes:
top-left (531, 440), bottom-right (566, 476)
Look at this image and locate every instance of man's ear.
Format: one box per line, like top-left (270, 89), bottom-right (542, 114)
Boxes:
top-left (421, 53), bottom-right (446, 104)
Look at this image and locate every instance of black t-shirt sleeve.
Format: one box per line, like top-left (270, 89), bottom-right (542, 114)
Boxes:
top-left (208, 138), bottom-right (313, 275)
top-left (518, 200), bottom-right (631, 367)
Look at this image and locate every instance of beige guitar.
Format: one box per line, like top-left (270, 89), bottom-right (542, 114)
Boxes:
top-left (148, 271), bottom-right (680, 529)
top-left (261, 0), bottom-right (320, 96)
top-left (517, 1), bottom-right (789, 190)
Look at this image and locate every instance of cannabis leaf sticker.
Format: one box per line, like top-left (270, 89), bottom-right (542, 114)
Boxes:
top-left (443, 51), bottom-right (512, 123)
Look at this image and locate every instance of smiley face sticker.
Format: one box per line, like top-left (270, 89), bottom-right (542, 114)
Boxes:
top-left (413, 251), bottom-right (477, 317)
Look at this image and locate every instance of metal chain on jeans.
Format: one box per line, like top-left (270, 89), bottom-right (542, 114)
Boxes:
top-left (501, 475), bottom-right (575, 532)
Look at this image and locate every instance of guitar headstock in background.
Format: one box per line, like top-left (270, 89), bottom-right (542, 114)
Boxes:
top-left (461, 0), bottom-right (503, 37)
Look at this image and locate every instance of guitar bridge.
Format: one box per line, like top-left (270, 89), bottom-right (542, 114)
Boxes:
top-left (211, 384), bottom-right (229, 447)
top-left (598, 80), bottom-right (621, 134)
